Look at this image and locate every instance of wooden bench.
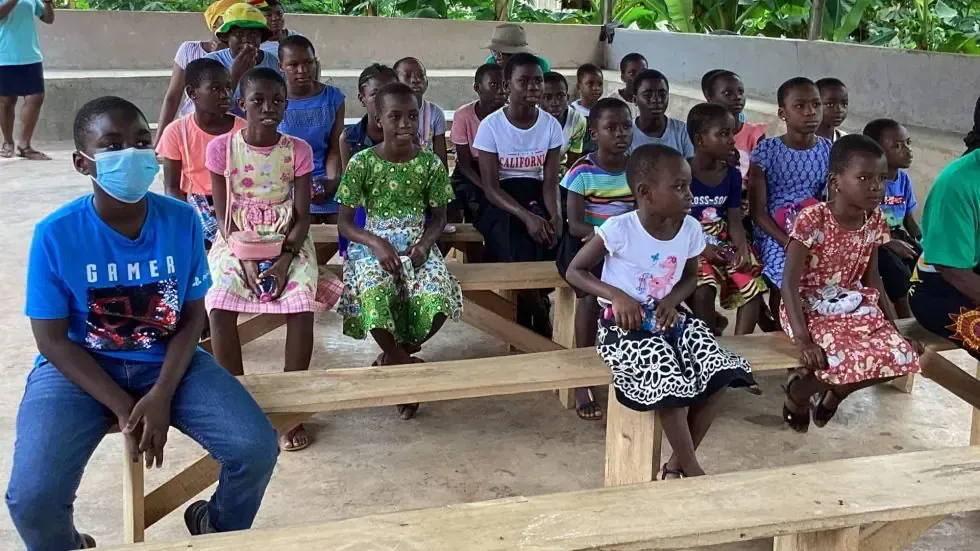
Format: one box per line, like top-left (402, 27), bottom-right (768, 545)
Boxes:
top-left (106, 446), bottom-right (980, 551)
top-left (309, 223), bottom-right (484, 245)
top-left (121, 317), bottom-right (976, 544)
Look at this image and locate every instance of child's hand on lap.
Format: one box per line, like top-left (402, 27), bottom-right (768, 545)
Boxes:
top-left (655, 305), bottom-right (678, 332)
top-left (793, 336), bottom-right (827, 370)
top-left (124, 390), bottom-right (171, 469)
top-left (702, 244), bottom-right (727, 266)
top-left (405, 243), bottom-right (429, 268)
top-left (612, 292), bottom-right (644, 331)
top-left (372, 239), bottom-right (403, 277)
top-left (885, 239), bottom-right (917, 261)
top-left (734, 244), bottom-right (751, 270)
top-left (524, 214), bottom-right (555, 247)
top-left (259, 254), bottom-right (293, 300)
top-left (241, 260), bottom-right (263, 297)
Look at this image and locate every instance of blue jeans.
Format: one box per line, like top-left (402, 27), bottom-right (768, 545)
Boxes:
top-left (6, 350), bottom-right (279, 551)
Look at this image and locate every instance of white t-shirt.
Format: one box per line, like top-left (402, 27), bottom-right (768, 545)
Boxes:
top-left (473, 107), bottom-right (564, 181)
top-left (571, 100), bottom-right (591, 117)
top-left (596, 211), bottom-right (705, 303)
top-left (630, 117), bottom-right (695, 158)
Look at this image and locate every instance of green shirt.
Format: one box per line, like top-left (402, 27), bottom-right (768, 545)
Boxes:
top-left (484, 54), bottom-right (551, 73)
top-left (919, 149), bottom-right (980, 271)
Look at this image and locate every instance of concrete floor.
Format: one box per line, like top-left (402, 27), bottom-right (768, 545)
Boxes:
top-left (1, 147), bottom-right (979, 550)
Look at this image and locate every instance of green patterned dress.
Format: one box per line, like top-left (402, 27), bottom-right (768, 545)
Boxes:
top-left (336, 148), bottom-right (464, 343)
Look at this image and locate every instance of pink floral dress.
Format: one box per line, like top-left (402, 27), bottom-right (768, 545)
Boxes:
top-left (779, 203), bottom-right (920, 384)
top-left (204, 130), bottom-right (340, 314)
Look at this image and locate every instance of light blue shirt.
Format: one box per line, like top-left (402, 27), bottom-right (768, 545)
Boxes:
top-left (0, 0), bottom-right (45, 66)
top-left (629, 117), bottom-right (695, 159)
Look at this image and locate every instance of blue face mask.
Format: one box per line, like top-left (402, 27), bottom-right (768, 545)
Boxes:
top-left (81, 148), bottom-right (159, 204)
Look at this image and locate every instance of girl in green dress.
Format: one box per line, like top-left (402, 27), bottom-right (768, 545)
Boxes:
top-left (336, 82), bottom-right (464, 419)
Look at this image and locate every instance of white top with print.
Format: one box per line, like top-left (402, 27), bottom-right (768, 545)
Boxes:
top-left (473, 107), bottom-right (564, 181)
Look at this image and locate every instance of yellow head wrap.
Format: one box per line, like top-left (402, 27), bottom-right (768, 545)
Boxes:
top-left (204, 0), bottom-right (243, 33)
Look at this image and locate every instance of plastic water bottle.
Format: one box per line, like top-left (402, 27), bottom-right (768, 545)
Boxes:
top-left (258, 260), bottom-right (277, 303)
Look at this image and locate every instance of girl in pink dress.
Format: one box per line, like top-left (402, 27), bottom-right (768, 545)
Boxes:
top-left (780, 135), bottom-right (923, 433)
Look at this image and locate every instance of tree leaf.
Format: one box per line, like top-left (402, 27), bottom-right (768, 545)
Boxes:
top-left (664, 0), bottom-right (695, 31)
top-left (832, 0), bottom-right (873, 41)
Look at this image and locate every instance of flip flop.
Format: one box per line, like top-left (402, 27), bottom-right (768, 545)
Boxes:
top-left (575, 388), bottom-right (604, 421)
top-left (280, 424), bottom-right (311, 452)
top-left (782, 368), bottom-right (811, 433)
top-left (0, 143), bottom-right (14, 158)
top-left (811, 388), bottom-right (844, 428)
top-left (656, 463), bottom-right (684, 481)
top-left (16, 146), bottom-right (51, 161)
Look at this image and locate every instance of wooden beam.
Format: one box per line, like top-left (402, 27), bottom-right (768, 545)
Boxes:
top-left (105, 447), bottom-right (980, 551)
top-left (552, 286), bottom-right (577, 409)
top-left (310, 224), bottom-right (484, 245)
top-left (321, 262), bottom-right (566, 292)
top-left (604, 386), bottom-right (659, 487)
top-left (461, 295), bottom-right (563, 354)
top-left (462, 291), bottom-right (516, 324)
top-left (122, 441), bottom-right (145, 543)
top-left (919, 349), bottom-right (980, 410)
top-left (859, 516), bottom-right (946, 551)
top-left (773, 526), bottom-right (859, 551)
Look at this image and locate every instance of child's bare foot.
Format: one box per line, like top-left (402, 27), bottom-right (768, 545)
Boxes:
top-left (280, 424), bottom-right (311, 452)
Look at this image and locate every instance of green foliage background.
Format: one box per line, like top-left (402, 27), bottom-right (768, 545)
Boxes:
top-left (63, 0), bottom-right (980, 53)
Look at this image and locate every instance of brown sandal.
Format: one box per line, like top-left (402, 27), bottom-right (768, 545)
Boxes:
top-left (16, 146), bottom-right (51, 161)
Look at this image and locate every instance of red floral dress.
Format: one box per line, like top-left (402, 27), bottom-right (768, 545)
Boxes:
top-left (779, 203), bottom-right (920, 384)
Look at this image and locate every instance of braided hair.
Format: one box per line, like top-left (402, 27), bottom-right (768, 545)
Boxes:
top-left (965, 93), bottom-right (980, 154)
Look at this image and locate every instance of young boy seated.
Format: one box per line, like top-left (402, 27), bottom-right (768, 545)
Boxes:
top-left (605, 53), bottom-right (647, 118)
top-left (864, 118), bottom-right (921, 317)
top-left (541, 71), bottom-right (587, 170)
top-left (5, 96), bottom-right (279, 550)
top-left (816, 77), bottom-right (848, 143)
top-left (450, 63), bottom-right (507, 222)
top-left (572, 63), bottom-right (604, 153)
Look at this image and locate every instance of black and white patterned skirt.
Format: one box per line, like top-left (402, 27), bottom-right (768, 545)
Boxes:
top-left (596, 315), bottom-right (755, 411)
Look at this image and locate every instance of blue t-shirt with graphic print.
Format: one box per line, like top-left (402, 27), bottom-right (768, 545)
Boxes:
top-left (25, 193), bottom-right (212, 363)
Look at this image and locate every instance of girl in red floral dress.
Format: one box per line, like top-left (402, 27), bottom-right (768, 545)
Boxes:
top-left (780, 135), bottom-right (924, 432)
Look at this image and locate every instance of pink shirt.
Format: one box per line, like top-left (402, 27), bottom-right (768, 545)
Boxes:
top-left (450, 101), bottom-right (483, 157)
top-left (734, 121), bottom-right (767, 184)
top-left (205, 132), bottom-right (315, 178)
top-left (156, 114), bottom-right (247, 196)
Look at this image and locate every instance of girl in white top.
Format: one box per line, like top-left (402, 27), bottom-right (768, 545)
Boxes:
top-left (473, 52), bottom-right (564, 337)
top-left (566, 144), bottom-right (755, 479)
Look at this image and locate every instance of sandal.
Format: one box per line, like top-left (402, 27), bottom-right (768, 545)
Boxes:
top-left (811, 388), bottom-right (844, 428)
top-left (782, 368), bottom-right (811, 433)
top-left (575, 388), bottom-right (604, 421)
top-left (0, 143), bottom-right (13, 158)
top-left (657, 463), bottom-right (685, 481)
top-left (16, 146), bottom-right (51, 161)
top-left (280, 424), bottom-right (311, 452)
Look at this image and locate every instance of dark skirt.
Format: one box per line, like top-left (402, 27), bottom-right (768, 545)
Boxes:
top-left (597, 313), bottom-right (755, 411)
top-left (449, 162), bottom-right (485, 223)
top-left (556, 231), bottom-right (602, 298)
top-left (0, 62), bottom-right (44, 97)
top-left (909, 269), bottom-right (980, 360)
top-left (475, 177), bottom-right (556, 264)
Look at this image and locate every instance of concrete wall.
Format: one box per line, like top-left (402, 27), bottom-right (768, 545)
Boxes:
top-left (607, 29), bottom-right (980, 134)
top-left (38, 11), bottom-right (602, 70)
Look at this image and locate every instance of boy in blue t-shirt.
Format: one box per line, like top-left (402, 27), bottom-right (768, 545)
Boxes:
top-left (6, 97), bottom-right (278, 550)
top-left (864, 119), bottom-right (922, 316)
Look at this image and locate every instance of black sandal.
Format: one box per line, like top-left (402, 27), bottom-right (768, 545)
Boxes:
top-left (658, 463), bottom-right (684, 481)
top-left (811, 389), bottom-right (844, 428)
top-left (575, 388), bottom-right (604, 421)
top-left (782, 368), bottom-right (811, 433)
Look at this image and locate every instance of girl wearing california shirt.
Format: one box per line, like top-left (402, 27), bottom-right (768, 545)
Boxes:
top-left (473, 52), bottom-right (564, 337)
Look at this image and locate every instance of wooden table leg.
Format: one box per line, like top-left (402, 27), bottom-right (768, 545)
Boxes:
top-left (552, 286), bottom-right (577, 409)
top-left (604, 386), bottom-right (661, 487)
top-left (773, 526), bottom-right (859, 551)
top-left (122, 441), bottom-right (145, 543)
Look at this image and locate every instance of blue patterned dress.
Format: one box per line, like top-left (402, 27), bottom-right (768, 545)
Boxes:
top-left (750, 136), bottom-right (831, 287)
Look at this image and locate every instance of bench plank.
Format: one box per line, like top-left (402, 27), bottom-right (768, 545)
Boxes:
top-left (310, 224), bottom-right (484, 244)
top-left (106, 447), bottom-right (980, 551)
top-left (321, 261), bottom-right (567, 291)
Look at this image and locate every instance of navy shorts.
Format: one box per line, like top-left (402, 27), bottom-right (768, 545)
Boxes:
top-left (0, 62), bottom-right (44, 97)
